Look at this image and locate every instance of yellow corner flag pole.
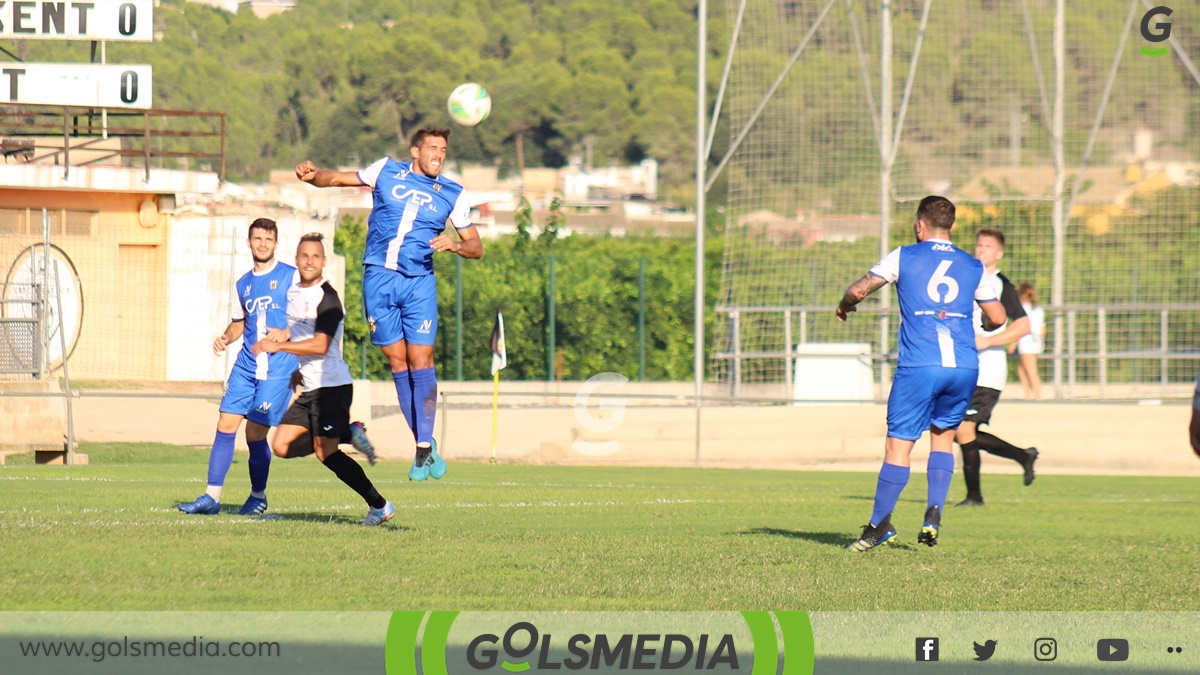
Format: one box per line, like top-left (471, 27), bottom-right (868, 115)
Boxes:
top-left (490, 370), bottom-right (500, 461)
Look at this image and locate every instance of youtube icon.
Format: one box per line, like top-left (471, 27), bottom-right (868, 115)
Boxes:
top-left (1097, 639), bottom-right (1130, 662)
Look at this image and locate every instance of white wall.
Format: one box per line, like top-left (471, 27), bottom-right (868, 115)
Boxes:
top-left (165, 214), bottom-right (345, 381)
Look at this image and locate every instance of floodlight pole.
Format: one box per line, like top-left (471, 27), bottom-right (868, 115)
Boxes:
top-left (694, 0), bottom-right (707, 467)
top-left (878, 0), bottom-right (893, 396)
top-left (1050, 0), bottom-right (1065, 399)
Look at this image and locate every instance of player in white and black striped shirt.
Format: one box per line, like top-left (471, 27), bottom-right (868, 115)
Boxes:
top-left (253, 233), bottom-right (394, 526)
top-left (954, 228), bottom-right (1040, 507)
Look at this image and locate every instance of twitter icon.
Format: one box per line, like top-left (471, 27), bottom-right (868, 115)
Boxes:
top-left (973, 640), bottom-right (998, 661)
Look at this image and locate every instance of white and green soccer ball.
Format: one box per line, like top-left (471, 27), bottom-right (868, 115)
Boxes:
top-left (447, 82), bottom-right (492, 127)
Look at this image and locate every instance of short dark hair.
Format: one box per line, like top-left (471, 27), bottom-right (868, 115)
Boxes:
top-left (976, 227), bottom-right (1006, 249)
top-left (248, 218), bottom-right (277, 239)
top-left (411, 127), bottom-right (450, 149)
top-left (299, 232), bottom-right (324, 244)
top-left (915, 196), bottom-right (955, 231)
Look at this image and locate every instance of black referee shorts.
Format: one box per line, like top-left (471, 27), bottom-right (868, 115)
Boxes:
top-left (280, 384), bottom-right (353, 439)
top-left (962, 386), bottom-right (1002, 425)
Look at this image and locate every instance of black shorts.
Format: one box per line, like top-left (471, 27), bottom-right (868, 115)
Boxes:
top-left (280, 384), bottom-right (353, 439)
top-left (962, 386), bottom-right (1002, 425)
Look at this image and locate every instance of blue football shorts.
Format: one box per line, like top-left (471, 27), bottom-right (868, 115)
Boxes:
top-left (219, 363), bottom-right (293, 428)
top-left (363, 264), bottom-right (438, 347)
top-left (886, 366), bottom-right (980, 441)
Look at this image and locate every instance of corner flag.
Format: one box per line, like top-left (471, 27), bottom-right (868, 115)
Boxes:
top-left (490, 309), bottom-right (506, 461)
top-left (490, 310), bottom-right (507, 375)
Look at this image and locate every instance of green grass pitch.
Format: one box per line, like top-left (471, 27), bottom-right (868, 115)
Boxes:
top-left (2, 443), bottom-right (1198, 611)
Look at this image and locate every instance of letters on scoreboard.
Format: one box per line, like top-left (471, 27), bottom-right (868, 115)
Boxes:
top-left (0, 1), bottom-right (154, 41)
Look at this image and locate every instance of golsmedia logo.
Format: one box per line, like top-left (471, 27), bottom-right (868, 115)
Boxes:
top-left (1140, 6), bottom-right (1173, 57)
top-left (467, 622), bottom-right (739, 671)
top-left (385, 611), bottom-right (815, 674)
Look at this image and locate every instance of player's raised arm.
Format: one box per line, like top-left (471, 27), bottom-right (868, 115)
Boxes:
top-left (295, 160), bottom-right (366, 188)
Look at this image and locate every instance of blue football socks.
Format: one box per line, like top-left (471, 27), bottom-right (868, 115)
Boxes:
top-left (410, 367), bottom-right (438, 446)
top-left (247, 438), bottom-right (272, 495)
top-left (870, 462), bottom-right (911, 527)
top-left (205, 430), bottom-right (237, 492)
top-left (393, 370), bottom-right (417, 441)
top-left (926, 451), bottom-right (955, 519)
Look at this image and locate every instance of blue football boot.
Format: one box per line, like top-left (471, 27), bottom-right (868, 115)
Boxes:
top-left (178, 494), bottom-right (220, 515)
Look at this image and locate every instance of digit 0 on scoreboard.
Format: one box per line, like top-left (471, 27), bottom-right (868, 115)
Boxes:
top-left (0, 0), bottom-right (154, 41)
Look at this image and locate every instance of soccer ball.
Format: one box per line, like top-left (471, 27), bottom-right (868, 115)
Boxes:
top-left (447, 83), bottom-right (492, 127)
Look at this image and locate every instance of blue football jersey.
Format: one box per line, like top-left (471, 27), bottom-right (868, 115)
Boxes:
top-left (358, 158), bottom-right (473, 276)
top-left (870, 239), bottom-right (996, 369)
top-left (230, 261), bottom-right (298, 380)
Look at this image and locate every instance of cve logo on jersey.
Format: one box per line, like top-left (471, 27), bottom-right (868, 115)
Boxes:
top-left (467, 622), bottom-right (740, 672)
top-left (391, 186), bottom-right (435, 208)
top-left (244, 296), bottom-right (278, 314)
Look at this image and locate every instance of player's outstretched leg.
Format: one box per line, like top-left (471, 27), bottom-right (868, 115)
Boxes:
top-left (319, 448), bottom-right (392, 525)
top-left (975, 431), bottom-right (1038, 485)
top-left (956, 441), bottom-right (984, 506)
top-left (920, 451), bottom-right (954, 546)
top-left (179, 429), bottom-right (237, 515)
top-left (848, 462), bottom-right (908, 552)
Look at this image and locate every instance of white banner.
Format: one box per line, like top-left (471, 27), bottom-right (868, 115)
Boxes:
top-left (0, 63), bottom-right (152, 108)
top-left (0, 0), bottom-right (153, 41)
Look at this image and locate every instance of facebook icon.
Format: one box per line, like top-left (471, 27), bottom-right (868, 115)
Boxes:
top-left (916, 637), bottom-right (940, 662)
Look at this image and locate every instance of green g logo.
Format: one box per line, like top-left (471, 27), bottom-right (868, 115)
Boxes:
top-left (1140, 6), bottom-right (1173, 57)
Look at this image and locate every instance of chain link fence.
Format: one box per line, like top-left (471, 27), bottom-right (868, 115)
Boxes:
top-left (712, 0), bottom-right (1200, 401)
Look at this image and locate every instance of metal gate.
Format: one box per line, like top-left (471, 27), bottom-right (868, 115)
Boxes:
top-left (0, 283), bottom-right (42, 376)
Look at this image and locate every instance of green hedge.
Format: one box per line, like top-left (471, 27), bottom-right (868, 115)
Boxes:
top-left (334, 215), bottom-right (722, 381)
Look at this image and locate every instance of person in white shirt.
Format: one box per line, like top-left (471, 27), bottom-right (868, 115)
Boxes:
top-left (253, 233), bottom-right (394, 526)
top-left (954, 229), bottom-right (1040, 507)
top-left (1013, 282), bottom-right (1046, 401)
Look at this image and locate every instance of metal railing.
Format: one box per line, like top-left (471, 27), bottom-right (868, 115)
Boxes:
top-left (0, 104), bottom-right (226, 181)
top-left (714, 304), bottom-right (1200, 400)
